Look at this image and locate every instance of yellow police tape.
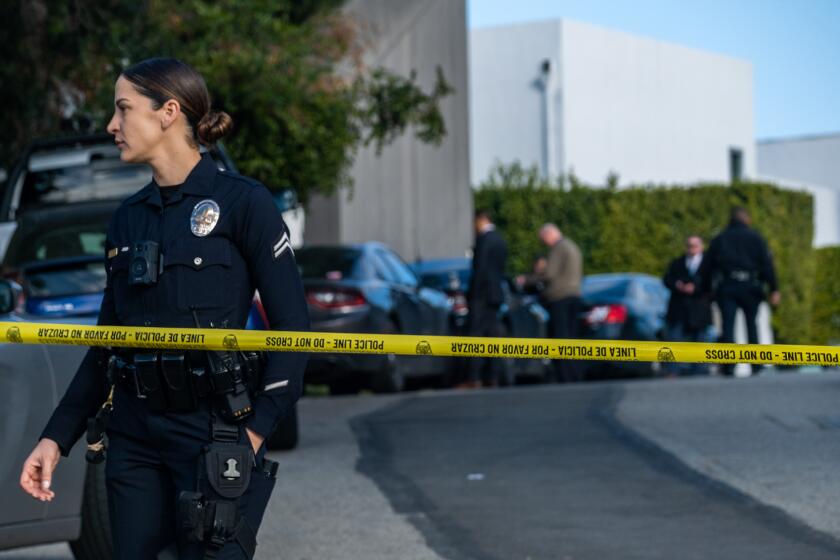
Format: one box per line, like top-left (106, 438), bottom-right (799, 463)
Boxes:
top-left (0, 321), bottom-right (837, 367)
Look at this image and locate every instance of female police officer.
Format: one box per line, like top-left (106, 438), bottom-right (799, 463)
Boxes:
top-left (19, 58), bottom-right (309, 559)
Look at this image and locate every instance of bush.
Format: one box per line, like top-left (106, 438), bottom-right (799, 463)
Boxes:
top-left (811, 247), bottom-right (840, 345)
top-left (475, 163), bottom-right (814, 344)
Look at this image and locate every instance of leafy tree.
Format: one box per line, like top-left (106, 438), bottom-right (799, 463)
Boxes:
top-left (0, 0), bottom-right (452, 204)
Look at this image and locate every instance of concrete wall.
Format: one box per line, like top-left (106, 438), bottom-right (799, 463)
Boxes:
top-left (470, 19), bottom-right (755, 187)
top-left (306, 0), bottom-right (472, 261)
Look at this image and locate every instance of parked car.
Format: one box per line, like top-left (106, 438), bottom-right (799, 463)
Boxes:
top-left (0, 135), bottom-right (298, 558)
top-left (298, 243), bottom-right (452, 394)
top-left (411, 257), bottom-right (551, 384)
top-left (578, 273), bottom-right (670, 378)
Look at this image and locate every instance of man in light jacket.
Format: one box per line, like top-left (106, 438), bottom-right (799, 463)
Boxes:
top-left (518, 223), bottom-right (583, 382)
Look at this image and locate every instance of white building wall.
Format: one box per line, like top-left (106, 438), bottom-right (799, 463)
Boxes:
top-left (560, 20), bottom-right (754, 186)
top-left (756, 134), bottom-right (840, 247)
top-left (470, 20), bottom-right (561, 184)
top-left (470, 19), bottom-right (755, 187)
top-left (758, 134), bottom-right (840, 192)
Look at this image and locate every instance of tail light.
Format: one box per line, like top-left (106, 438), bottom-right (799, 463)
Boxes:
top-left (305, 287), bottom-right (367, 310)
top-left (447, 292), bottom-right (469, 316)
top-left (252, 292), bottom-right (270, 327)
top-left (585, 304), bottom-right (627, 325)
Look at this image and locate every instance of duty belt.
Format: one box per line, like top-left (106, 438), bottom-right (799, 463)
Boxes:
top-left (109, 350), bottom-right (264, 415)
top-left (727, 270), bottom-right (755, 282)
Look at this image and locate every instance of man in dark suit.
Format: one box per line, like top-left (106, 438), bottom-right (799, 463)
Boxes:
top-left (459, 208), bottom-right (508, 388)
top-left (663, 235), bottom-right (713, 375)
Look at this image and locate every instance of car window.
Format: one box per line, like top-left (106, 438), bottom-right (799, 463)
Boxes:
top-left (5, 223), bottom-right (107, 267)
top-left (20, 155), bottom-right (152, 214)
top-left (369, 251), bottom-right (397, 283)
top-left (377, 249), bottom-right (418, 287)
top-left (642, 280), bottom-right (668, 306)
top-left (295, 247), bottom-right (362, 280)
top-left (582, 277), bottom-right (629, 301)
top-left (26, 262), bottom-right (107, 298)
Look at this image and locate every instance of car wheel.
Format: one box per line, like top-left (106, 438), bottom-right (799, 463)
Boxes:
top-left (266, 404), bottom-right (299, 450)
top-left (69, 462), bottom-right (112, 560)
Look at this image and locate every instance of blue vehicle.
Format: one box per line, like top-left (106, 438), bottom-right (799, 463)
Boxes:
top-left (411, 257), bottom-right (551, 384)
top-left (297, 243), bottom-right (453, 394)
top-left (579, 273), bottom-right (670, 377)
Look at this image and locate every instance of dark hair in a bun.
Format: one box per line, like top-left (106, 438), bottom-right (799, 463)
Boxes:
top-left (121, 57), bottom-right (234, 146)
top-left (197, 110), bottom-right (233, 145)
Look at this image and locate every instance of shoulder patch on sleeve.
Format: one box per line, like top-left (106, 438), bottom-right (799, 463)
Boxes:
top-left (272, 230), bottom-right (293, 260)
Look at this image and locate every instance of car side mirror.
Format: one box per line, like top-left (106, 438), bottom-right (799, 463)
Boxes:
top-left (0, 279), bottom-right (21, 314)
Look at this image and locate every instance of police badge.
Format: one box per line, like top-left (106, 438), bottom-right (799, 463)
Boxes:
top-left (190, 200), bottom-right (220, 237)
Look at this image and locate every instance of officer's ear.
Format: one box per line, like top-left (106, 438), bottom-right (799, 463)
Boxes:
top-left (160, 99), bottom-right (182, 130)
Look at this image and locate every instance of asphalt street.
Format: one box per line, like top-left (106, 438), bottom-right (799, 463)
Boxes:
top-left (4, 372), bottom-right (840, 559)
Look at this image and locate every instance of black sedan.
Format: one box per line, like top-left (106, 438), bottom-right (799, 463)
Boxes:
top-left (411, 257), bottom-right (551, 384)
top-left (297, 243), bottom-right (452, 394)
top-left (579, 273), bottom-right (670, 378)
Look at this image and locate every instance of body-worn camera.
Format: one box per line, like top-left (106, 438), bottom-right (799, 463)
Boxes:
top-left (129, 241), bottom-right (161, 285)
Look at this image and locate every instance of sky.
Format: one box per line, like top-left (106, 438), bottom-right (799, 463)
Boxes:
top-left (468, 0), bottom-right (840, 140)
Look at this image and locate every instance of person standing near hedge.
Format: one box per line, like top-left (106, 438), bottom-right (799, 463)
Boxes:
top-left (662, 235), bottom-right (713, 376)
top-left (459, 208), bottom-right (508, 388)
top-left (705, 207), bottom-right (780, 376)
top-left (517, 223), bottom-right (584, 383)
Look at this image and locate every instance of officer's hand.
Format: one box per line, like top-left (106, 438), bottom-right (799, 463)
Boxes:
top-left (683, 282), bottom-right (695, 295)
top-left (769, 291), bottom-right (781, 306)
top-left (20, 438), bottom-right (60, 502)
top-left (245, 427), bottom-right (265, 454)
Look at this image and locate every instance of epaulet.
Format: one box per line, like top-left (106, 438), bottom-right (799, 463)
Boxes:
top-left (217, 169), bottom-right (263, 189)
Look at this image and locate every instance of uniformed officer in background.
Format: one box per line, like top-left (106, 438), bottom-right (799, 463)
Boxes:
top-left (705, 207), bottom-right (780, 376)
top-left (19, 58), bottom-right (310, 559)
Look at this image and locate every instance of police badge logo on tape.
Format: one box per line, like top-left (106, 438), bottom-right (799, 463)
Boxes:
top-left (6, 326), bottom-right (21, 343)
top-left (190, 200), bottom-right (220, 237)
top-left (223, 334), bottom-right (239, 350)
top-left (658, 347), bottom-right (676, 362)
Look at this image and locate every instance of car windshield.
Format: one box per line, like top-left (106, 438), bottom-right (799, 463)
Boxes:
top-left (582, 276), bottom-right (631, 302)
top-left (26, 262), bottom-right (107, 298)
top-left (296, 248), bottom-right (362, 280)
top-left (4, 220), bottom-right (108, 268)
top-left (21, 150), bottom-right (152, 213)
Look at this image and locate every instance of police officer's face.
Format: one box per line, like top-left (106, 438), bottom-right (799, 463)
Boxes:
top-left (106, 76), bottom-right (172, 164)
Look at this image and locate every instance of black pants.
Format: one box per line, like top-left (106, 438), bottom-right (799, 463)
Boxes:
top-left (105, 385), bottom-right (276, 559)
top-left (717, 282), bottom-right (762, 376)
top-left (466, 301), bottom-right (503, 384)
top-left (547, 296), bottom-right (583, 383)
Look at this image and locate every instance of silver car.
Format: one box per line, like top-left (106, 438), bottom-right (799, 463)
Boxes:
top-left (0, 280), bottom-right (110, 557)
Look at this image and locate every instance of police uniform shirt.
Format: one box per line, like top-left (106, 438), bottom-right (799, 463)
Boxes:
top-left (40, 154), bottom-right (310, 454)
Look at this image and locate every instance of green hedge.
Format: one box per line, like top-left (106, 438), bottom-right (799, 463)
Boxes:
top-left (474, 163), bottom-right (814, 344)
top-left (811, 247), bottom-right (840, 345)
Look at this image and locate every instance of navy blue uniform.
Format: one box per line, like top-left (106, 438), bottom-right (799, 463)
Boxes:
top-left (705, 220), bottom-right (777, 375)
top-left (39, 154), bottom-right (310, 558)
